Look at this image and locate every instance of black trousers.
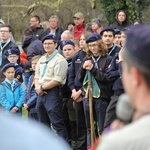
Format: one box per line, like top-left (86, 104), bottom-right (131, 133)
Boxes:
top-left (104, 95), bottom-right (119, 128)
top-left (62, 98), bottom-right (77, 142)
top-left (83, 98), bottom-right (108, 148)
top-left (75, 101), bottom-right (87, 150)
top-left (36, 87), bottom-right (68, 140)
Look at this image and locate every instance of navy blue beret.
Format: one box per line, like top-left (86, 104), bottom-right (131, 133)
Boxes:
top-left (86, 33), bottom-right (101, 43)
top-left (15, 67), bottom-right (23, 74)
top-left (125, 25), bottom-right (150, 67)
top-left (42, 34), bottom-right (57, 43)
top-left (60, 40), bottom-right (75, 50)
top-left (4, 47), bottom-right (20, 57)
top-left (1, 63), bottom-right (15, 72)
top-left (100, 26), bottom-right (115, 35)
top-left (114, 28), bottom-right (121, 35)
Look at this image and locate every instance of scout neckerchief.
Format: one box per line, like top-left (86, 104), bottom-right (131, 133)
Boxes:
top-left (108, 44), bottom-right (116, 56)
top-left (67, 59), bottom-right (72, 66)
top-left (41, 50), bottom-right (58, 77)
top-left (0, 39), bottom-right (11, 66)
top-left (92, 55), bottom-right (101, 68)
top-left (5, 78), bottom-right (16, 91)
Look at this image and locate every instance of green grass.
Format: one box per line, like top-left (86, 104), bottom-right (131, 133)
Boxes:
top-left (22, 107), bottom-right (28, 119)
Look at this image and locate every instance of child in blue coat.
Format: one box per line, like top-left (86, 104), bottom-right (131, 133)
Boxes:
top-left (0, 63), bottom-right (24, 115)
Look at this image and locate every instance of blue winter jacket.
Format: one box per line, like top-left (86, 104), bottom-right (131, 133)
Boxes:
top-left (0, 80), bottom-right (24, 112)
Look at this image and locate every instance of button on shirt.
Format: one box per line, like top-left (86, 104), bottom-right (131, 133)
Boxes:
top-left (35, 53), bottom-right (68, 85)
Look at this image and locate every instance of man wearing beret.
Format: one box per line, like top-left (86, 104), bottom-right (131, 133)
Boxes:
top-left (73, 12), bottom-right (85, 39)
top-left (97, 25), bottom-right (150, 150)
top-left (0, 24), bottom-right (20, 69)
top-left (100, 26), bottom-right (121, 57)
top-left (35, 34), bottom-right (68, 140)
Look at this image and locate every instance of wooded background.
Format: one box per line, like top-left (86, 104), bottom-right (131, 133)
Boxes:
top-left (0, 0), bottom-right (150, 42)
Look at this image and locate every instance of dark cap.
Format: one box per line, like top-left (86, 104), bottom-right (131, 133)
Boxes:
top-left (114, 28), bottom-right (121, 35)
top-left (60, 40), bottom-right (75, 50)
top-left (86, 33), bottom-right (101, 43)
top-left (100, 26), bottom-right (115, 36)
top-left (73, 12), bottom-right (84, 19)
top-left (1, 63), bottom-right (15, 73)
top-left (42, 34), bottom-right (57, 43)
top-left (4, 47), bottom-right (20, 57)
top-left (125, 25), bottom-right (150, 67)
top-left (91, 18), bottom-right (101, 27)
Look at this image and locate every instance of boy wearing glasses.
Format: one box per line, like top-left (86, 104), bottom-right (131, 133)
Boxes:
top-left (4, 47), bottom-right (23, 82)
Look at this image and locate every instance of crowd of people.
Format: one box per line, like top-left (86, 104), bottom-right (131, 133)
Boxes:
top-left (0, 9), bottom-right (148, 150)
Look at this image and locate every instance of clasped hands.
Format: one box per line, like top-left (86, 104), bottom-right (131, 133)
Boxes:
top-left (83, 60), bottom-right (93, 70)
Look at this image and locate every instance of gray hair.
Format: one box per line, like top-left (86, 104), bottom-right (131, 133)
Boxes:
top-left (49, 15), bottom-right (59, 22)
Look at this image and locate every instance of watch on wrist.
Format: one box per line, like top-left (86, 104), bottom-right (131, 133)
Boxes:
top-left (40, 85), bottom-right (44, 91)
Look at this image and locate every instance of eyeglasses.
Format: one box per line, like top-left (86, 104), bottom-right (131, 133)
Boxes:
top-left (0, 30), bottom-right (10, 33)
top-left (88, 44), bottom-right (98, 47)
top-left (8, 55), bottom-right (18, 58)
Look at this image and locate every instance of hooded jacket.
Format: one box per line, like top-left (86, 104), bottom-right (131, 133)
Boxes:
top-left (21, 35), bottom-right (45, 69)
top-left (113, 10), bottom-right (129, 31)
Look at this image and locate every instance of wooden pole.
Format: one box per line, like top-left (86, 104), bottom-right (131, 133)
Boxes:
top-left (88, 78), bottom-right (96, 147)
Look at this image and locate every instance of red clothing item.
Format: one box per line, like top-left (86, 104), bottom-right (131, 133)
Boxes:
top-left (73, 24), bottom-right (85, 39)
top-left (20, 51), bottom-right (28, 63)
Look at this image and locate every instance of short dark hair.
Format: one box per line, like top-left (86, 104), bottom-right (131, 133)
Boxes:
top-left (101, 30), bottom-right (115, 37)
top-left (23, 28), bottom-right (33, 36)
top-left (134, 18), bottom-right (143, 24)
top-left (31, 15), bottom-right (41, 23)
top-left (123, 50), bottom-right (150, 88)
top-left (0, 24), bottom-right (12, 32)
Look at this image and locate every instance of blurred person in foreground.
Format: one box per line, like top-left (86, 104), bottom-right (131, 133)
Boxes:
top-left (97, 25), bottom-right (150, 150)
top-left (0, 113), bottom-right (70, 150)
